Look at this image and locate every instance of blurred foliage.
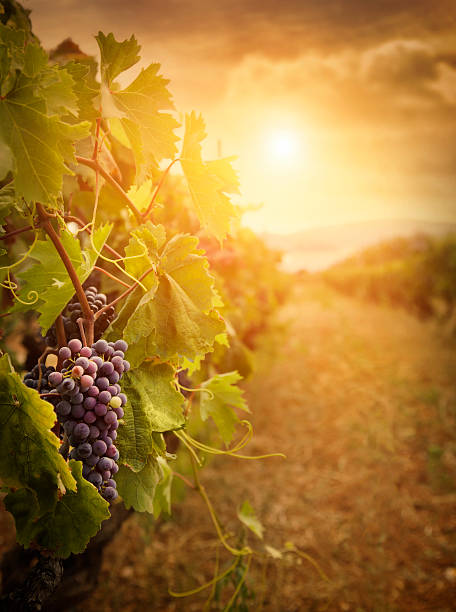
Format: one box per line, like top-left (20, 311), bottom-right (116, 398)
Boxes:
top-left (321, 233), bottom-right (456, 323)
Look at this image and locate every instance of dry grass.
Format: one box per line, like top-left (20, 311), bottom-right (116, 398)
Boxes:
top-left (2, 280), bottom-right (456, 611)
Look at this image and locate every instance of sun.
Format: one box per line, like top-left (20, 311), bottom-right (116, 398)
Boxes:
top-left (266, 129), bottom-right (300, 161)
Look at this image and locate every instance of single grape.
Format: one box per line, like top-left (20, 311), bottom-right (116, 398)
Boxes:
top-left (108, 371), bottom-right (120, 384)
top-left (83, 411), bottom-right (97, 424)
top-left (93, 339), bottom-right (109, 354)
top-left (95, 377), bottom-right (109, 391)
top-left (70, 392), bottom-right (84, 405)
top-left (104, 411), bottom-right (118, 426)
top-left (74, 422), bottom-right (90, 441)
top-left (77, 442), bottom-right (92, 459)
top-left (99, 361), bottom-right (114, 377)
top-left (87, 385), bottom-right (100, 397)
top-left (75, 357), bottom-right (90, 370)
top-left (86, 454), bottom-right (99, 467)
top-left (88, 471), bottom-right (102, 487)
top-left (114, 339), bottom-right (128, 353)
top-left (56, 401), bottom-right (72, 417)
top-left (48, 371), bottom-right (63, 386)
top-left (89, 425), bottom-right (100, 440)
top-left (109, 396), bottom-right (122, 409)
top-left (94, 403), bottom-right (108, 417)
top-left (98, 390), bottom-right (112, 405)
top-left (71, 404), bottom-right (85, 419)
top-left (113, 406), bottom-right (124, 419)
top-left (59, 346), bottom-right (71, 360)
top-left (106, 445), bottom-right (118, 459)
top-left (102, 487), bottom-right (118, 502)
top-left (68, 338), bottom-right (83, 354)
top-left (71, 365), bottom-right (84, 378)
top-left (83, 396), bottom-right (96, 410)
top-left (118, 393), bottom-right (127, 406)
top-left (97, 457), bottom-right (113, 472)
top-left (80, 374), bottom-right (94, 389)
top-left (79, 346), bottom-right (92, 358)
top-left (92, 440), bottom-right (107, 456)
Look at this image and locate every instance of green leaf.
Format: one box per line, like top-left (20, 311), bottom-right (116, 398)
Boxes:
top-left (200, 371), bottom-right (249, 445)
top-left (95, 32), bottom-right (141, 86)
top-left (13, 223), bottom-right (112, 331)
top-left (64, 59), bottom-right (99, 122)
top-left (114, 231), bottom-right (225, 367)
top-left (117, 362), bottom-right (184, 471)
top-left (116, 454), bottom-right (160, 513)
top-left (181, 112), bottom-right (240, 242)
top-left (96, 33), bottom-right (179, 178)
top-left (5, 460), bottom-right (110, 558)
top-left (23, 42), bottom-right (47, 78)
top-left (237, 500), bottom-right (264, 540)
top-left (0, 354), bottom-right (76, 513)
top-left (0, 73), bottom-right (90, 204)
top-left (153, 457), bottom-right (173, 518)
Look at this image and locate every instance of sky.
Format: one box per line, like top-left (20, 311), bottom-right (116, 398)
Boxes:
top-left (22, 0), bottom-right (456, 234)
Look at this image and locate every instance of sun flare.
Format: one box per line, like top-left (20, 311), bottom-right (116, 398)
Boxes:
top-left (266, 129), bottom-right (300, 161)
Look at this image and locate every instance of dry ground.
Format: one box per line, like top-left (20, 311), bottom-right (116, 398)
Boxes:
top-left (2, 281), bottom-right (456, 611)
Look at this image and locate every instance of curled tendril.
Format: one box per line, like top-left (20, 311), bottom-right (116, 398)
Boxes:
top-left (177, 428), bottom-right (286, 461)
top-left (0, 228), bottom-right (38, 273)
top-left (1, 274), bottom-right (38, 305)
top-left (176, 382), bottom-right (215, 400)
top-left (169, 557), bottom-right (240, 598)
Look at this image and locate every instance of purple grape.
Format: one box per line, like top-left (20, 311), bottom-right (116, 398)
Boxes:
top-left (95, 377), bottom-right (109, 391)
top-left (114, 339), bottom-right (128, 352)
top-left (99, 361), bottom-right (114, 377)
top-left (108, 371), bottom-right (120, 384)
top-left (59, 346), bottom-right (71, 360)
top-left (56, 400), bottom-right (72, 417)
top-left (68, 338), bottom-right (83, 354)
top-left (98, 390), bottom-right (112, 405)
top-left (77, 442), bottom-right (92, 459)
top-left (105, 436), bottom-right (113, 447)
top-left (104, 346), bottom-right (114, 359)
top-left (89, 425), bottom-right (100, 440)
top-left (107, 385), bottom-right (118, 396)
top-left (94, 403), bottom-right (107, 417)
top-left (87, 385), bottom-right (100, 397)
top-left (48, 371), bottom-right (63, 386)
top-left (123, 360), bottom-right (130, 372)
top-left (111, 462), bottom-right (119, 475)
top-left (74, 422), bottom-right (90, 441)
top-left (106, 445), bottom-right (118, 459)
top-left (112, 350), bottom-right (125, 359)
top-left (57, 378), bottom-right (75, 394)
top-left (97, 457), bottom-right (113, 472)
top-left (71, 404), bottom-right (85, 419)
top-left (82, 464), bottom-right (91, 478)
top-left (64, 420), bottom-right (76, 435)
top-left (104, 411), bottom-right (118, 426)
top-left (106, 479), bottom-right (117, 489)
top-left (83, 411), bottom-right (97, 424)
top-left (111, 430), bottom-right (117, 441)
top-left (70, 392), bottom-right (84, 405)
top-left (75, 357), bottom-right (90, 370)
top-left (80, 374), bottom-right (94, 390)
top-left (91, 356), bottom-right (103, 368)
top-left (86, 454), bottom-right (99, 467)
top-left (101, 470), bottom-right (111, 481)
top-left (92, 440), bottom-right (107, 456)
top-left (113, 407), bottom-right (124, 419)
top-left (88, 471), bottom-right (102, 487)
top-left (118, 393), bottom-right (127, 406)
top-left (84, 396), bottom-right (96, 410)
top-left (95, 418), bottom-right (109, 431)
top-left (80, 346), bottom-right (92, 358)
top-left (102, 487), bottom-right (118, 502)
top-left (93, 339), bottom-right (109, 354)
top-left (85, 361), bottom-right (98, 376)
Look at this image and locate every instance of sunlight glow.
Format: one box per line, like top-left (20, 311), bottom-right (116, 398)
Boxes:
top-left (266, 129), bottom-right (300, 161)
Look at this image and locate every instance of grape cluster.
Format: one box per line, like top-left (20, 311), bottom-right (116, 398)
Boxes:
top-left (48, 338), bottom-right (130, 503)
top-left (45, 286), bottom-right (117, 347)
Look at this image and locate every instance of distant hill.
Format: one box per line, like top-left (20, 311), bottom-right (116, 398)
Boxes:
top-left (262, 219), bottom-right (456, 272)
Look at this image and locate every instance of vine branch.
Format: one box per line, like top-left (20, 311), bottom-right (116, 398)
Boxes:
top-left (75, 156), bottom-right (142, 223)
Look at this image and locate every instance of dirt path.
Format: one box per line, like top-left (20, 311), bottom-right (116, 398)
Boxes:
top-left (3, 281), bottom-right (456, 611)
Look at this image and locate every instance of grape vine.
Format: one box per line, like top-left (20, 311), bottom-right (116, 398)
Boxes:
top-left (0, 1), bottom-right (287, 608)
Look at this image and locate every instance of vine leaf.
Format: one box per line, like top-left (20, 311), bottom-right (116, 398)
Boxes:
top-left (96, 32), bottom-right (179, 179)
top-left (237, 500), bottom-right (264, 540)
top-left (0, 354), bottom-right (76, 514)
top-left (200, 371), bottom-right (249, 445)
top-left (96, 32), bottom-right (141, 86)
top-left (153, 457), bottom-right (173, 517)
top-left (13, 223), bottom-right (112, 331)
top-left (181, 112), bottom-right (240, 242)
top-left (4, 460), bottom-right (110, 558)
top-left (116, 454), bottom-right (161, 513)
top-left (112, 228), bottom-right (225, 367)
top-left (116, 362), bottom-right (184, 471)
